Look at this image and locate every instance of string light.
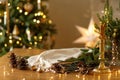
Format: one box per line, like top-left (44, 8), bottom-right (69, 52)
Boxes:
top-left (9, 36), bottom-right (12, 39)
top-left (34, 36), bottom-right (37, 40)
top-left (40, 12), bottom-right (44, 16)
top-left (4, 44), bottom-right (7, 47)
top-left (43, 15), bottom-right (46, 18)
top-left (0, 19), bottom-right (2, 23)
top-left (17, 7), bottom-right (20, 10)
top-left (16, 41), bottom-right (20, 44)
top-left (29, 42), bottom-right (32, 45)
top-left (8, 3), bottom-right (10, 6)
top-left (34, 13), bottom-right (38, 16)
top-left (48, 20), bottom-right (52, 24)
top-left (34, 41), bottom-right (37, 45)
top-left (39, 36), bottom-right (42, 40)
top-left (9, 40), bottom-right (13, 44)
top-left (0, 32), bottom-right (2, 35)
top-left (19, 37), bottom-right (22, 41)
top-left (33, 19), bottom-right (37, 22)
top-left (24, 12), bottom-right (28, 15)
top-left (36, 20), bottom-right (40, 24)
top-left (19, 10), bottom-right (23, 13)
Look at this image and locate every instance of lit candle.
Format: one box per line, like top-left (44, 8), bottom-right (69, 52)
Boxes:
top-left (4, 11), bottom-right (6, 25)
top-left (37, 0), bottom-right (41, 10)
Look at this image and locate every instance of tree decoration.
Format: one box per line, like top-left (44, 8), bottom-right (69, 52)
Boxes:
top-left (12, 24), bottom-right (19, 36)
top-left (0, 0), bottom-right (56, 55)
top-left (24, 1), bottom-right (33, 12)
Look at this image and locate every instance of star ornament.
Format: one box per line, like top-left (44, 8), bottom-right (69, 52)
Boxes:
top-left (74, 18), bottom-right (99, 48)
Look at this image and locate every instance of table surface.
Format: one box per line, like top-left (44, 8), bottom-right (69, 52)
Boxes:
top-left (0, 48), bottom-right (120, 80)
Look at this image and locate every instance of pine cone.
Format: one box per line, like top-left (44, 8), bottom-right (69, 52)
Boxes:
top-left (9, 53), bottom-right (17, 68)
top-left (17, 57), bottom-right (28, 70)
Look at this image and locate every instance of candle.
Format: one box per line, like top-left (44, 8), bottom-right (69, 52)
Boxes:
top-left (37, 0), bottom-right (41, 10)
top-left (4, 11), bottom-right (6, 25)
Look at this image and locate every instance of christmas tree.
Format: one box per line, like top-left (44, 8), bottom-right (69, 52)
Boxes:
top-left (0, 0), bottom-right (56, 56)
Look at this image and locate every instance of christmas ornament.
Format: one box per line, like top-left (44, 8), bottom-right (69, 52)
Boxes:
top-left (74, 18), bottom-right (99, 48)
top-left (26, 27), bottom-right (31, 41)
top-left (12, 24), bottom-right (19, 36)
top-left (24, 2), bottom-right (33, 12)
top-left (17, 2), bottom-right (24, 9)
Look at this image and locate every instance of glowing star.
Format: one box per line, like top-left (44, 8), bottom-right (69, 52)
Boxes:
top-left (74, 18), bottom-right (99, 47)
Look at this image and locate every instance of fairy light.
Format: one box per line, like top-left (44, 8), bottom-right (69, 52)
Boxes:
top-left (40, 12), bottom-right (44, 16)
top-left (33, 19), bottom-right (37, 22)
top-left (0, 19), bottom-right (2, 23)
top-left (0, 32), bottom-right (2, 35)
top-left (19, 37), bottom-right (22, 41)
top-left (34, 41), bottom-right (37, 45)
top-left (48, 20), bottom-right (52, 24)
top-left (36, 20), bottom-right (40, 24)
top-left (34, 13), bottom-right (38, 16)
top-left (37, 12), bottom-right (41, 16)
top-left (9, 40), bottom-right (13, 44)
top-left (43, 15), bottom-right (46, 18)
top-left (24, 12), bottom-right (28, 15)
top-left (19, 10), bottom-right (23, 13)
top-left (17, 7), bottom-right (20, 10)
top-left (9, 36), bottom-right (12, 39)
top-left (4, 44), bottom-right (7, 47)
top-left (8, 3), bottom-right (10, 6)
top-left (34, 36), bottom-right (37, 40)
top-left (16, 41), bottom-right (20, 44)
top-left (39, 36), bottom-right (42, 40)
top-left (29, 42), bottom-right (32, 45)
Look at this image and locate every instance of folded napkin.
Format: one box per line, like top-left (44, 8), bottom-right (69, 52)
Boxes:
top-left (27, 48), bottom-right (82, 71)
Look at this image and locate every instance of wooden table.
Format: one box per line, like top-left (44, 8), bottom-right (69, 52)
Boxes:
top-left (0, 48), bottom-right (120, 80)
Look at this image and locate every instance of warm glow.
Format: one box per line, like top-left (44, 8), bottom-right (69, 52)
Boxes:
top-left (74, 18), bottom-right (99, 47)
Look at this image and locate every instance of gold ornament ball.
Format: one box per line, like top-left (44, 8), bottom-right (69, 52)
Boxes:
top-left (24, 2), bottom-right (33, 12)
top-left (18, 2), bottom-right (24, 9)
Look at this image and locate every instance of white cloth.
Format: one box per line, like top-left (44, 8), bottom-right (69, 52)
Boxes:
top-left (27, 48), bottom-right (82, 71)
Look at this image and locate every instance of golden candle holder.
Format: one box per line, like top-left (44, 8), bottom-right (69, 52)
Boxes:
top-left (93, 24), bottom-right (111, 73)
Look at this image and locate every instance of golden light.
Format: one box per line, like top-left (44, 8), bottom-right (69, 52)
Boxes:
top-left (74, 18), bottom-right (99, 48)
top-left (43, 15), bottom-right (46, 19)
top-left (17, 7), bottom-right (20, 10)
top-left (0, 32), bottom-right (2, 36)
top-left (48, 20), bottom-right (52, 24)
top-left (16, 41), bottom-right (20, 44)
top-left (34, 41), bottom-right (37, 45)
top-left (24, 12), bottom-right (28, 15)
top-left (40, 12), bottom-right (44, 16)
top-left (8, 3), bottom-right (10, 6)
top-left (9, 36), bottom-right (12, 39)
top-left (33, 19), bottom-right (36, 22)
top-left (36, 20), bottom-right (40, 24)
top-left (19, 10), bottom-right (23, 13)
top-left (34, 36), bottom-right (37, 40)
top-left (29, 42), bottom-right (32, 45)
top-left (34, 13), bottom-right (38, 16)
top-left (0, 18), bottom-right (2, 23)
top-left (19, 37), bottom-right (22, 41)
top-left (4, 44), bottom-right (7, 47)
top-left (9, 40), bottom-right (13, 44)
top-left (39, 36), bottom-right (42, 40)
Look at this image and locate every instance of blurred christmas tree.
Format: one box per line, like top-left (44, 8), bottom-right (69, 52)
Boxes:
top-left (0, 0), bottom-right (56, 56)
